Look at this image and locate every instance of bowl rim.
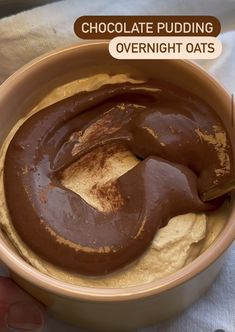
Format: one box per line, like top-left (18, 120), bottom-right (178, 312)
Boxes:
top-left (0, 42), bottom-right (235, 302)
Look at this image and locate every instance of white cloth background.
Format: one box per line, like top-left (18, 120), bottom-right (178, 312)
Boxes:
top-left (0, 1), bottom-right (235, 331)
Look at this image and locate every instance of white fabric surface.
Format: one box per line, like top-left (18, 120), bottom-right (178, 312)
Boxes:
top-left (0, 1), bottom-right (235, 331)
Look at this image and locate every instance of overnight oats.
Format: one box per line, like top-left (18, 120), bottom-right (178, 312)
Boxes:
top-left (0, 74), bottom-right (232, 287)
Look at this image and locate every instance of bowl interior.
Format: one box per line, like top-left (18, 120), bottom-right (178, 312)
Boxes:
top-left (0, 42), bottom-right (235, 300)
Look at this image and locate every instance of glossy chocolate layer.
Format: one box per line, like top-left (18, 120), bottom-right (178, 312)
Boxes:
top-left (3, 80), bottom-right (233, 275)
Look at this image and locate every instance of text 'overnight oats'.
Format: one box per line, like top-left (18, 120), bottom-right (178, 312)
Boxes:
top-left (0, 74), bottom-right (233, 286)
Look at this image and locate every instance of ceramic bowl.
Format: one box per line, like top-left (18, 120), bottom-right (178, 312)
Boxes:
top-left (0, 42), bottom-right (234, 331)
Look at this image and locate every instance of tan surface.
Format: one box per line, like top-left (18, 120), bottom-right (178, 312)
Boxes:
top-left (0, 74), bottom-right (229, 288)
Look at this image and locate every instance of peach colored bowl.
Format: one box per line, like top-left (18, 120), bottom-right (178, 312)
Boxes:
top-left (0, 42), bottom-right (235, 332)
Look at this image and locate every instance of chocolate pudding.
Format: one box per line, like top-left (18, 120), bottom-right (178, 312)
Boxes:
top-left (0, 74), bottom-right (232, 287)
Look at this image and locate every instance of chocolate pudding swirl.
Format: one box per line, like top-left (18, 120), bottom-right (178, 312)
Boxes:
top-left (3, 80), bottom-right (233, 275)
